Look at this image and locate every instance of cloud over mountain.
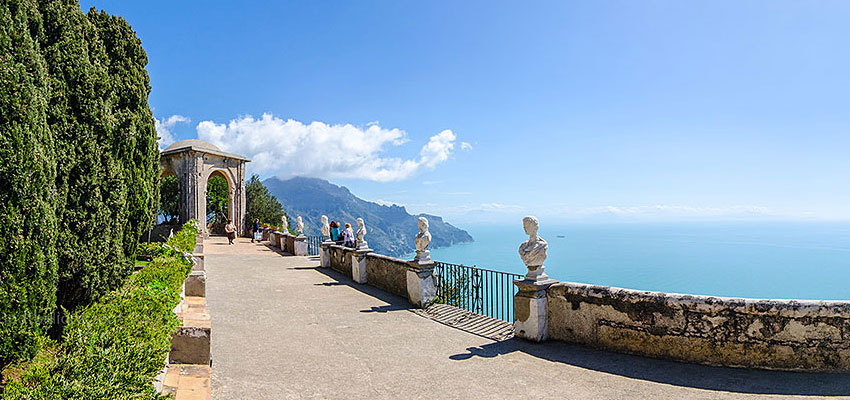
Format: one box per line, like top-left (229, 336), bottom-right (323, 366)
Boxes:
top-left (196, 113), bottom-right (458, 182)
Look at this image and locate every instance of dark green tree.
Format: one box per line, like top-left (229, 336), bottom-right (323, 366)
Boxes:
top-left (206, 174), bottom-right (229, 232)
top-left (159, 173), bottom-right (179, 223)
top-left (245, 175), bottom-right (289, 231)
top-left (0, 0), bottom-right (58, 365)
top-left (37, 1), bottom-right (159, 313)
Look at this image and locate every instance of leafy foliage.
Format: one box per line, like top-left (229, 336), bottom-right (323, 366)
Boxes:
top-left (2, 221), bottom-right (198, 399)
top-left (0, 0), bottom-right (158, 366)
top-left (245, 174), bottom-right (285, 228)
top-left (43, 2), bottom-right (160, 314)
top-left (0, 0), bottom-right (58, 366)
top-left (206, 174), bottom-right (229, 232)
top-left (158, 174), bottom-right (179, 223)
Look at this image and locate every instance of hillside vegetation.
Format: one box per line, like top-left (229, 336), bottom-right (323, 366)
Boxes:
top-left (265, 177), bottom-right (473, 257)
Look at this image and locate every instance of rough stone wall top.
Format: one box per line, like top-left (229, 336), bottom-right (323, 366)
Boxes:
top-left (365, 254), bottom-right (409, 298)
top-left (547, 281), bottom-right (850, 371)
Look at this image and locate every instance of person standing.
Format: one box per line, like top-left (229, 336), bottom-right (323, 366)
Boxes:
top-left (224, 219), bottom-right (237, 245)
top-left (251, 218), bottom-right (260, 243)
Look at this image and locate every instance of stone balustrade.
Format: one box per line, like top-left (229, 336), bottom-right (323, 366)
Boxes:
top-left (508, 215), bottom-right (850, 371)
top-left (539, 282), bottom-right (850, 371)
top-left (275, 213), bottom-right (850, 371)
top-left (324, 244), bottom-right (435, 307)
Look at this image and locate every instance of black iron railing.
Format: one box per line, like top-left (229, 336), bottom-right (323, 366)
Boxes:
top-left (306, 235), bottom-right (324, 256)
top-left (433, 262), bottom-right (523, 322)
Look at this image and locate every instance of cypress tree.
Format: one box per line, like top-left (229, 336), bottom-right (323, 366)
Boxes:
top-left (0, 0), bottom-right (58, 364)
top-left (38, 1), bottom-right (159, 312)
top-left (0, 0), bottom-right (159, 363)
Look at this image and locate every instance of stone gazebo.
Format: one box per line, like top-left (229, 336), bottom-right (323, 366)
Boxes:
top-left (160, 139), bottom-right (250, 236)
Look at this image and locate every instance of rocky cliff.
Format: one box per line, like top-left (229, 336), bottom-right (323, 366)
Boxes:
top-left (264, 177), bottom-right (473, 257)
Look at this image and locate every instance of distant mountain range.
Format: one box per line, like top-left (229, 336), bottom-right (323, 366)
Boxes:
top-left (264, 177), bottom-right (474, 257)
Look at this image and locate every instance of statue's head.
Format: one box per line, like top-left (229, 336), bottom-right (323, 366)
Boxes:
top-left (356, 217), bottom-right (364, 227)
top-left (321, 215), bottom-right (328, 224)
top-left (523, 216), bottom-right (539, 237)
top-left (418, 216), bottom-right (429, 232)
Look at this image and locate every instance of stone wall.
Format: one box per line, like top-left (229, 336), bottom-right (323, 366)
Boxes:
top-left (285, 234), bottom-right (296, 254)
top-left (364, 254), bottom-right (409, 298)
top-left (328, 245), bottom-right (353, 278)
top-left (546, 281), bottom-right (850, 371)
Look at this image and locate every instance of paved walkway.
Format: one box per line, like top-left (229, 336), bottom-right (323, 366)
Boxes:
top-left (205, 236), bottom-right (850, 399)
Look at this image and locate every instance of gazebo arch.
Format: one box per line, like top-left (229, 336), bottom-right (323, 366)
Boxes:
top-left (160, 139), bottom-right (250, 236)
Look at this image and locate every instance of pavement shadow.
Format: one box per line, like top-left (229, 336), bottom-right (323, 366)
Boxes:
top-left (449, 339), bottom-right (850, 396)
top-left (261, 242), bottom-right (293, 257)
top-left (311, 266), bottom-right (413, 314)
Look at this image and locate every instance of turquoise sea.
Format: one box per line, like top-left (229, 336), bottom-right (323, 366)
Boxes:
top-left (420, 222), bottom-right (850, 301)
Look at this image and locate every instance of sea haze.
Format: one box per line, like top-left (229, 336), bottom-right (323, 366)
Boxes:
top-left (419, 221), bottom-right (850, 301)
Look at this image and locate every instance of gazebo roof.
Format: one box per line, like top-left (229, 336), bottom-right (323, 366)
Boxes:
top-left (161, 139), bottom-right (250, 161)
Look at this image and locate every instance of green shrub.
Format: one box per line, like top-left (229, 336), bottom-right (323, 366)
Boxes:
top-left (2, 222), bottom-right (198, 399)
top-left (0, 0), bottom-right (58, 366)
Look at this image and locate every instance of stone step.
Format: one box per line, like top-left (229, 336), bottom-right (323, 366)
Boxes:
top-left (160, 364), bottom-right (210, 400)
top-left (171, 296), bottom-right (211, 365)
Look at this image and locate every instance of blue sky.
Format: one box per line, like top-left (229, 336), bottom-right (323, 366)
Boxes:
top-left (81, 1), bottom-right (850, 223)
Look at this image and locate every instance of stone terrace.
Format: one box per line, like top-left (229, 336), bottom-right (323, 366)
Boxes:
top-left (204, 236), bottom-right (850, 399)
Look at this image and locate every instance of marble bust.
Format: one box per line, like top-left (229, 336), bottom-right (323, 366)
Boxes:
top-left (518, 216), bottom-right (549, 281)
top-left (320, 215), bottom-right (330, 237)
top-left (355, 217), bottom-right (368, 249)
top-left (413, 216), bottom-right (431, 262)
top-left (296, 216), bottom-right (304, 235)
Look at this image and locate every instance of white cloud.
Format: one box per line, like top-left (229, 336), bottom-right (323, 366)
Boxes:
top-left (155, 115), bottom-right (190, 149)
top-left (196, 113), bottom-right (458, 182)
top-left (461, 142), bottom-right (473, 151)
top-left (372, 199), bottom-right (404, 207)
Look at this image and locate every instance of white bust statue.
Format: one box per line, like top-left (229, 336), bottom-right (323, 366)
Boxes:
top-left (355, 217), bottom-right (368, 248)
top-left (518, 216), bottom-right (549, 281)
top-left (320, 215), bottom-right (330, 237)
top-left (296, 216), bottom-right (304, 235)
top-left (413, 216), bottom-right (431, 262)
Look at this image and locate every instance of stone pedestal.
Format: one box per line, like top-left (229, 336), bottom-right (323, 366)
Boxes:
top-left (351, 248), bottom-right (372, 284)
top-left (406, 260), bottom-right (436, 308)
top-left (320, 240), bottom-right (333, 268)
top-left (192, 253), bottom-right (204, 272)
top-left (413, 249), bottom-right (431, 264)
top-left (185, 271), bottom-right (207, 297)
top-left (278, 233), bottom-right (286, 250)
top-left (513, 278), bottom-right (556, 342)
top-left (294, 235), bottom-right (308, 256)
top-left (170, 326), bottom-right (211, 365)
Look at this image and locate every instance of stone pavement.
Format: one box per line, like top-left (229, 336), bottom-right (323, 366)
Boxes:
top-left (205, 236), bottom-right (850, 399)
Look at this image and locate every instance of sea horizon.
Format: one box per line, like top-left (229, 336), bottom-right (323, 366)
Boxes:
top-left (413, 219), bottom-right (850, 301)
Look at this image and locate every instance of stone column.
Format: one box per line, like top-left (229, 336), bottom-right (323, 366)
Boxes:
top-left (294, 235), bottom-right (308, 256)
top-left (320, 240), bottom-right (333, 268)
top-left (513, 216), bottom-right (556, 342)
top-left (514, 279), bottom-right (555, 342)
top-left (406, 260), bottom-right (437, 308)
top-left (351, 247), bottom-right (372, 283)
